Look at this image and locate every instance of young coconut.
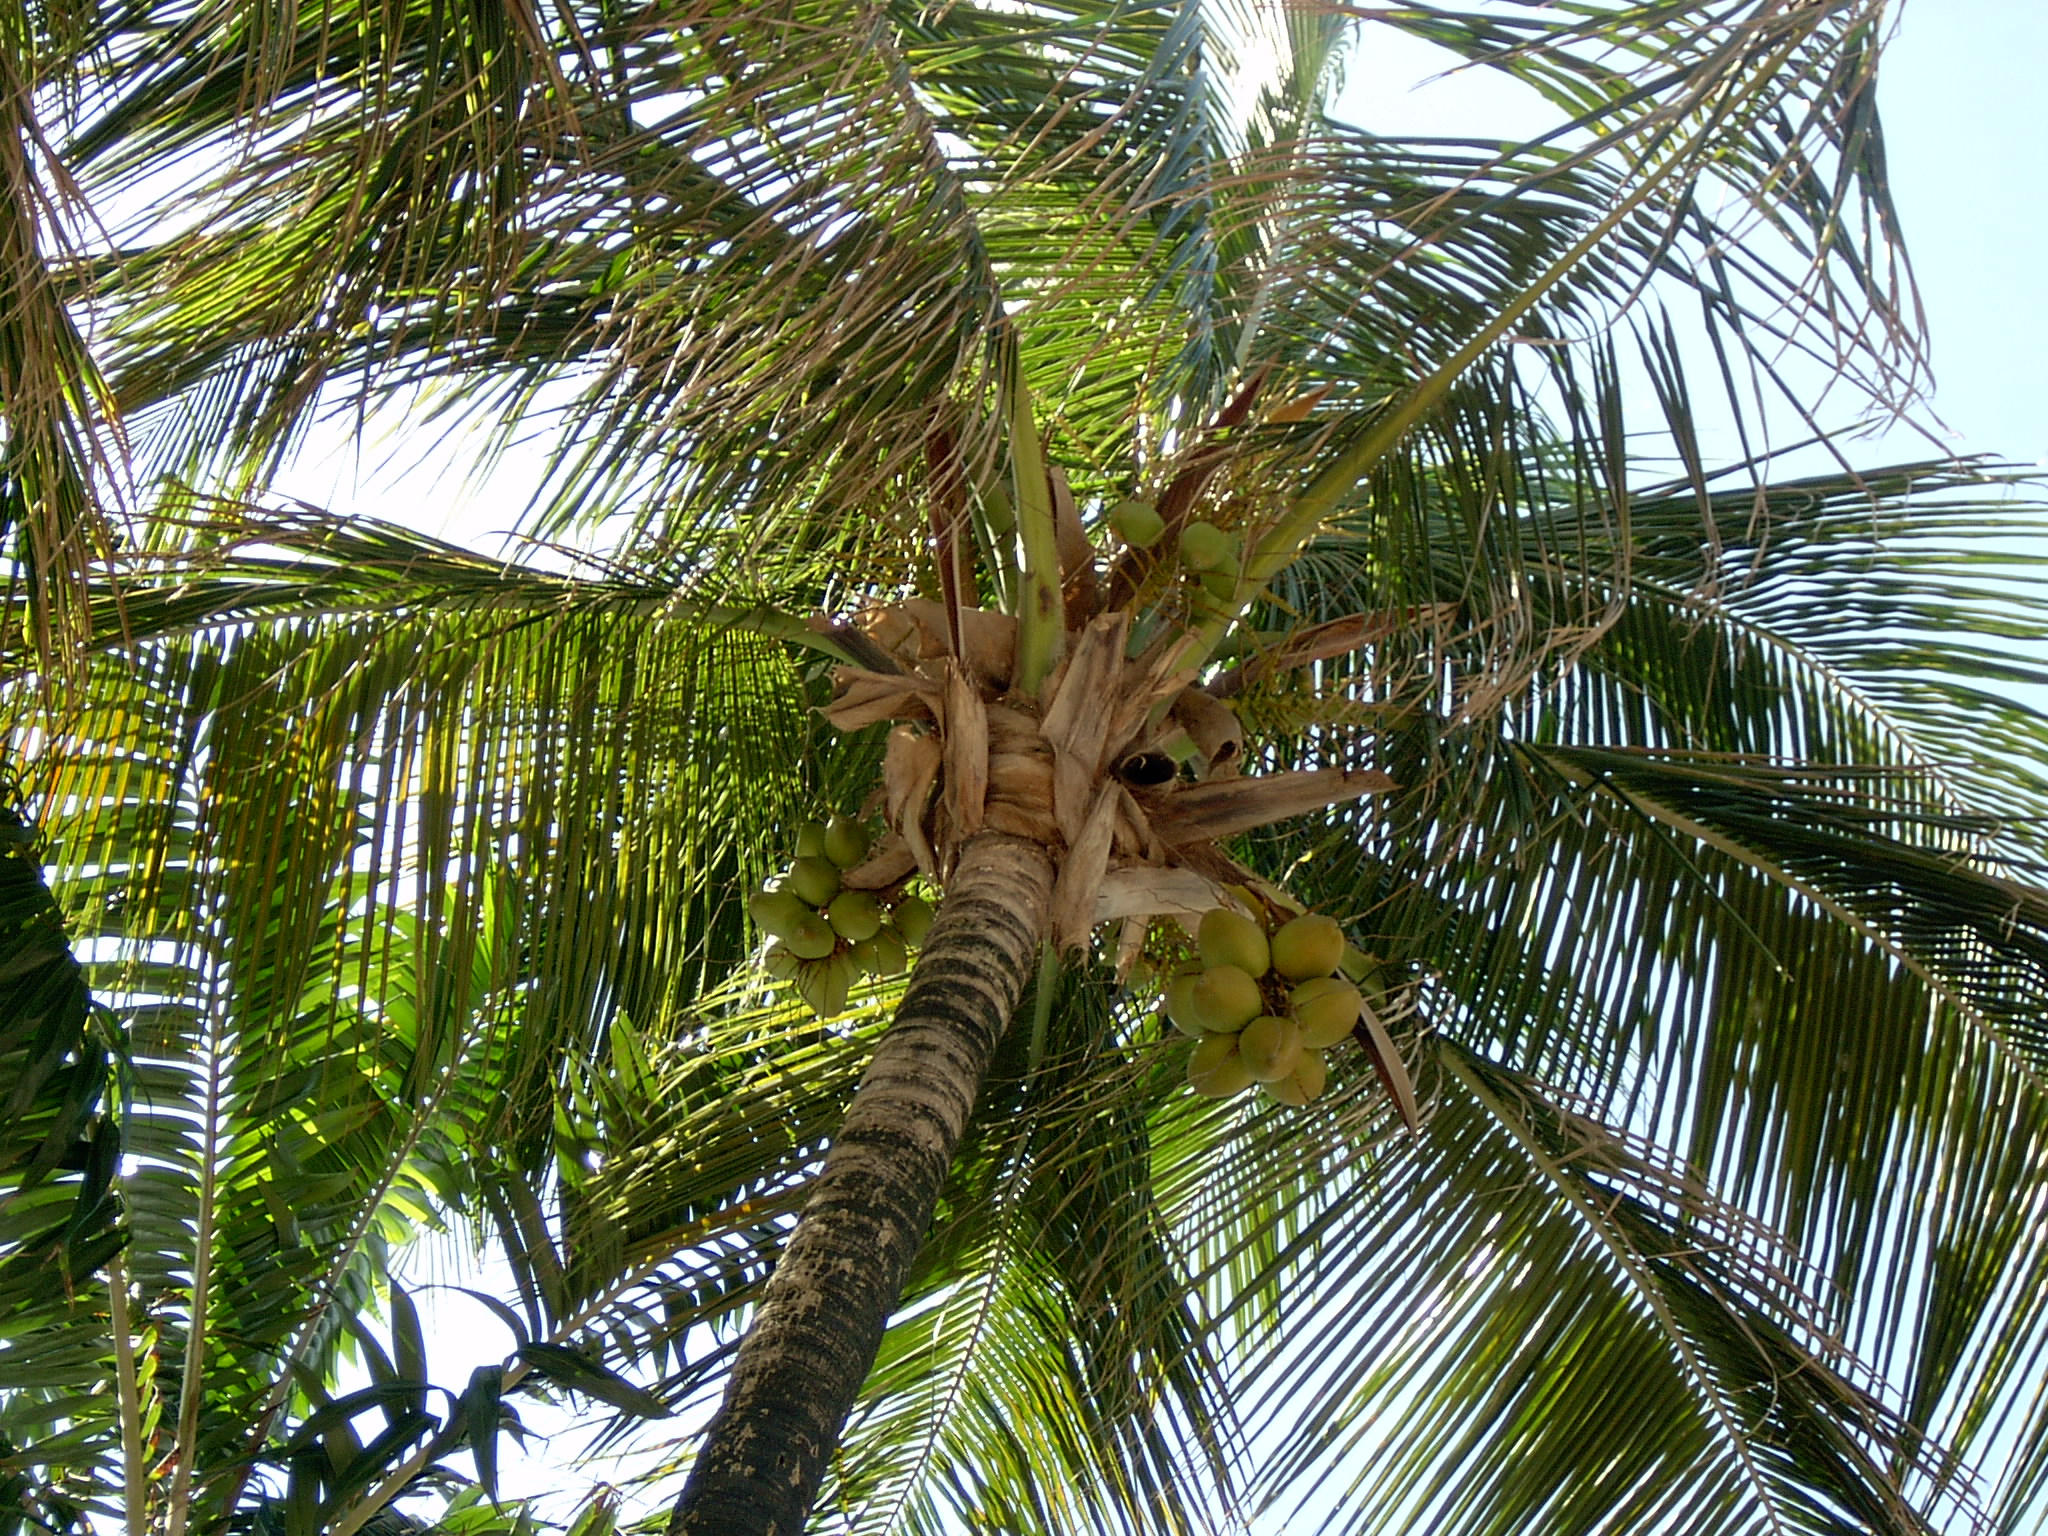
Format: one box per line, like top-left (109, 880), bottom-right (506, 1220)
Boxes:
top-left (795, 953), bottom-right (856, 1019)
top-left (761, 942), bottom-right (801, 980)
top-left (785, 912), bottom-right (838, 961)
top-left (1178, 521), bottom-right (1232, 572)
top-left (1290, 976), bottom-right (1364, 1049)
top-left (891, 894), bottom-right (934, 947)
top-left (786, 856), bottom-right (842, 908)
top-left (826, 889), bottom-right (883, 943)
top-left (822, 814), bottom-right (870, 870)
top-left (1237, 1013), bottom-right (1304, 1083)
top-left (1198, 908), bottom-right (1270, 978)
top-left (792, 821), bottom-right (828, 860)
top-left (1108, 497), bottom-right (1166, 548)
top-left (1188, 1034), bottom-right (1256, 1098)
top-left (1270, 914), bottom-right (1345, 981)
top-left (749, 888), bottom-right (813, 941)
top-left (869, 926), bottom-right (909, 977)
top-left (1189, 964), bottom-right (1264, 1034)
top-left (1262, 1048), bottom-right (1328, 1106)
top-left (1164, 970), bottom-right (1211, 1038)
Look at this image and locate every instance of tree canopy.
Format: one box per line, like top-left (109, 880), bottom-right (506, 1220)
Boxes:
top-left (8, 2), bottom-right (2048, 1534)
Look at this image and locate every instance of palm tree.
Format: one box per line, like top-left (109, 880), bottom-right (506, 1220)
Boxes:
top-left (11, 1), bottom-right (2048, 1533)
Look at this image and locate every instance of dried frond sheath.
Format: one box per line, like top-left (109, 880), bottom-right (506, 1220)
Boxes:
top-left (896, 599), bottom-right (1017, 686)
top-left (1115, 785), bottom-right (1164, 862)
top-left (840, 837), bottom-right (917, 892)
top-left (884, 726), bottom-right (943, 876)
top-left (854, 604), bottom-right (925, 665)
top-left (1050, 784), bottom-right (1119, 951)
top-left (1039, 612), bottom-right (1128, 843)
top-left (1168, 686), bottom-right (1244, 779)
top-left (1356, 1001), bottom-right (1421, 1132)
top-left (1092, 866), bottom-right (1224, 926)
top-left (985, 703), bottom-right (1041, 756)
top-left (986, 750), bottom-right (1056, 802)
top-left (1050, 464), bottom-right (1101, 623)
top-left (941, 663), bottom-right (989, 843)
top-left (821, 667), bottom-right (936, 731)
top-left (1266, 386), bottom-right (1329, 424)
top-left (1150, 767), bottom-right (1396, 844)
top-left (804, 615), bottom-right (902, 673)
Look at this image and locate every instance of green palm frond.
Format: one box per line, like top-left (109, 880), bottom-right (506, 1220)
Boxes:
top-left (0, 528), bottom-right (869, 1529)
top-left (8, 2), bottom-right (2043, 1532)
top-left (1219, 455), bottom-right (2048, 1533)
top-left (1222, 1045), bottom-right (1970, 1535)
top-left (66, 0), bottom-right (1912, 565)
top-left (16, 457), bottom-right (2048, 1532)
top-left (0, 795), bottom-right (122, 1533)
top-left (0, 5), bottom-right (121, 664)
top-left (560, 967), bottom-right (1240, 1536)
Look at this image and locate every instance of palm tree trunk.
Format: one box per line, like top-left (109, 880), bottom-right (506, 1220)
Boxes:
top-left (668, 830), bottom-right (1056, 1536)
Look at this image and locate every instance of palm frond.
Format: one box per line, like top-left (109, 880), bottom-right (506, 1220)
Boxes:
top-left (0, 791), bottom-right (122, 1533)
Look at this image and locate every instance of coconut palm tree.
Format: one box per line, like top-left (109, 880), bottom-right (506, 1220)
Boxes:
top-left (11, 2), bottom-right (2048, 1534)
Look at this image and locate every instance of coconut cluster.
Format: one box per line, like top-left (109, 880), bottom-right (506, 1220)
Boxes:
top-left (1107, 497), bottom-right (1248, 606)
top-left (749, 816), bottom-right (935, 1018)
top-left (1165, 907), bottom-right (1363, 1107)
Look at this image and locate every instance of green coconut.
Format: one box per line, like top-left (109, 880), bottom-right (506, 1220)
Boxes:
top-left (870, 926), bottom-right (909, 977)
top-left (1290, 976), bottom-right (1364, 1049)
top-left (792, 821), bottom-right (828, 860)
top-left (1237, 1013), bottom-right (1303, 1083)
top-left (1164, 971), bottom-right (1211, 1038)
top-left (827, 889), bottom-right (884, 943)
top-left (795, 953), bottom-right (856, 1019)
top-left (1108, 497), bottom-right (1166, 549)
top-left (749, 888), bottom-right (813, 941)
top-left (1270, 913), bottom-right (1345, 980)
top-left (761, 942), bottom-right (801, 980)
top-left (784, 912), bottom-right (838, 960)
top-left (1188, 964), bottom-right (1263, 1033)
top-left (822, 814), bottom-right (870, 870)
top-left (1188, 1034), bottom-right (1256, 1098)
top-left (786, 856), bottom-right (842, 908)
top-left (1198, 908), bottom-right (1270, 978)
top-left (1261, 1048), bottom-right (1327, 1106)
top-left (1178, 521), bottom-right (1232, 571)
top-left (891, 893), bottom-right (935, 946)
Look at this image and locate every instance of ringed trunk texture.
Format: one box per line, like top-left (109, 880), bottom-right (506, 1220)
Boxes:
top-left (669, 831), bottom-right (1056, 1536)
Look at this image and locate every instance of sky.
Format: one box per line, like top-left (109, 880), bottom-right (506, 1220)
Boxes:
top-left (311, 4), bottom-right (2048, 1527)
top-left (1325, 0), bottom-right (2048, 474)
top-left (1857, 0), bottom-right (2048, 467)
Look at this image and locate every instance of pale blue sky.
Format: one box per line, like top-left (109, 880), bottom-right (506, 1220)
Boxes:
top-left (1330, 0), bottom-right (2048, 475)
top-left (1871, 0), bottom-right (2047, 465)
